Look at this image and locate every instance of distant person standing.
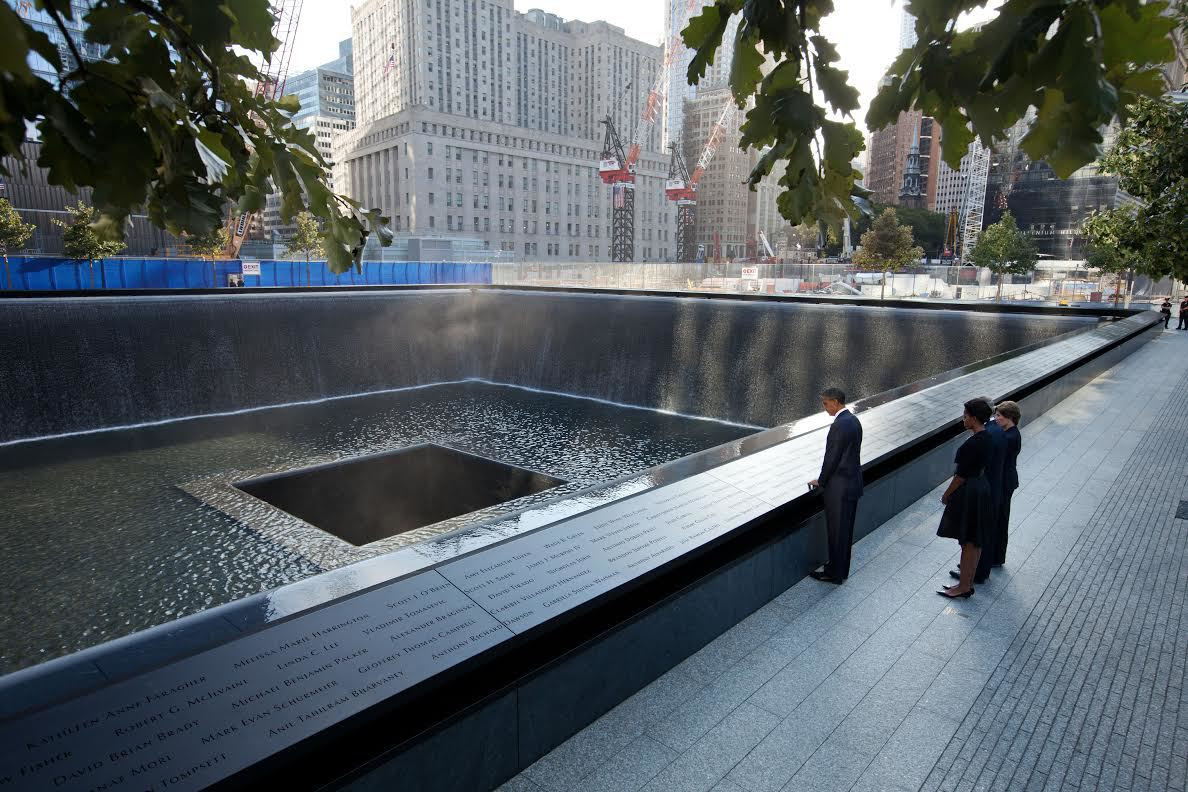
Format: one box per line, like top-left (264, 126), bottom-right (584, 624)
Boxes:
top-left (808, 388), bottom-right (863, 584)
top-left (992, 401), bottom-right (1023, 567)
top-left (1160, 298), bottom-right (1172, 328)
top-left (937, 399), bottom-right (994, 598)
top-left (1178, 296), bottom-right (1188, 330)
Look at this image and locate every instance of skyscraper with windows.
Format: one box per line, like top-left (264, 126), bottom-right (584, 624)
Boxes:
top-left (661, 0), bottom-right (738, 151)
top-left (1, 0), bottom-right (175, 255)
top-left (263, 40), bottom-right (357, 239)
top-left (338, 0), bottom-right (674, 261)
top-left (6, 0), bottom-right (100, 83)
top-left (866, 8), bottom-right (942, 210)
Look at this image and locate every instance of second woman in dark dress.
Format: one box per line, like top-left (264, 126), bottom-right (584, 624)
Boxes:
top-left (937, 398), bottom-right (994, 598)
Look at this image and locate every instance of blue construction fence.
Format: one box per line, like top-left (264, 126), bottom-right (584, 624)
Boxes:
top-left (0, 257), bottom-right (493, 290)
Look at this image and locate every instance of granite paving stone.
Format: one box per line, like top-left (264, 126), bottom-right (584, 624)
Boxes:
top-left (497, 326), bottom-right (1186, 792)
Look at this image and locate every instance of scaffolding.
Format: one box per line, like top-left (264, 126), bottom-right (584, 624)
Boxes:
top-left (959, 141), bottom-right (990, 261)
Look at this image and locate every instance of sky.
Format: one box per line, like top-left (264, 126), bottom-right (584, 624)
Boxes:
top-left (288, 0), bottom-right (1000, 124)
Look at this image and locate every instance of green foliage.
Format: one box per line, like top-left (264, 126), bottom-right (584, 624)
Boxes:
top-left (0, 197), bottom-right (36, 256)
top-left (852, 208), bottom-right (923, 270)
top-left (886, 205), bottom-right (946, 257)
top-left (52, 201), bottom-right (126, 261)
top-left (1097, 97), bottom-right (1188, 283)
top-left (0, 197), bottom-right (36, 288)
top-left (185, 226), bottom-right (229, 258)
top-left (0, 0), bottom-right (389, 274)
top-left (285, 211), bottom-right (323, 261)
top-left (968, 211), bottom-right (1037, 299)
top-left (686, 0), bottom-right (1177, 232)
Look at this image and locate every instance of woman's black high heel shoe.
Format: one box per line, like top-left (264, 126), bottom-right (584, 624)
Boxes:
top-left (937, 586), bottom-right (975, 599)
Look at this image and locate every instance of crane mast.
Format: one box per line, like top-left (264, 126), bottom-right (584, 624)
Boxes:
top-left (664, 103), bottom-right (735, 261)
top-left (958, 141), bottom-right (991, 261)
top-left (224, 0), bottom-right (305, 259)
top-left (600, 116), bottom-right (635, 262)
top-left (666, 143), bottom-right (695, 262)
top-left (597, 0), bottom-right (699, 262)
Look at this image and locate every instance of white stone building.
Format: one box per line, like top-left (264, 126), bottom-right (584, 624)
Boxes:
top-left (338, 0), bottom-right (675, 261)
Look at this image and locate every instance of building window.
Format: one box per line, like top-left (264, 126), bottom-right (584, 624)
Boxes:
top-left (428, 142), bottom-right (433, 155)
top-left (428, 167), bottom-right (434, 180)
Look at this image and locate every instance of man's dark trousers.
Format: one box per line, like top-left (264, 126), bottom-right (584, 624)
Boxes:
top-left (822, 485), bottom-right (858, 580)
top-left (818, 409), bottom-right (863, 579)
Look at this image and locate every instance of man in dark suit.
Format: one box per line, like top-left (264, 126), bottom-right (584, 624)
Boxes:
top-left (808, 388), bottom-right (863, 584)
top-left (971, 396), bottom-right (1007, 584)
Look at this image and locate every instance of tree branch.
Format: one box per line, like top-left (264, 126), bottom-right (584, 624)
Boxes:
top-left (41, 0), bottom-right (88, 78)
top-left (121, 0), bottom-right (223, 111)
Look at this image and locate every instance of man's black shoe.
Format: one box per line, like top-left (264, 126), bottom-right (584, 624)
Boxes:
top-left (949, 569), bottom-right (961, 580)
top-left (809, 570), bottom-right (843, 584)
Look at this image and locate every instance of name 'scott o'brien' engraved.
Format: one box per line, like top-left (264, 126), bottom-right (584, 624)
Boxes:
top-left (438, 470), bottom-right (767, 633)
top-left (0, 571), bottom-right (511, 791)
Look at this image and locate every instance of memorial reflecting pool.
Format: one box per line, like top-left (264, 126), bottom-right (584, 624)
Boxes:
top-left (0, 291), bottom-right (1098, 676)
top-left (0, 382), bottom-right (753, 674)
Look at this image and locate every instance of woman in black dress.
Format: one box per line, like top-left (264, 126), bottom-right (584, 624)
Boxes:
top-left (937, 399), bottom-right (994, 598)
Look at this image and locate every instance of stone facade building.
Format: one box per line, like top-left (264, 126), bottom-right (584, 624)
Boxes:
top-left (679, 88), bottom-right (763, 260)
top-left (337, 0), bottom-right (674, 261)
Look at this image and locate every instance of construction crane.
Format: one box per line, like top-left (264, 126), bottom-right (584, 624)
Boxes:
top-left (758, 230), bottom-right (777, 263)
top-left (664, 103), bottom-right (736, 262)
top-left (223, 0), bottom-right (305, 258)
top-left (598, 0), bottom-right (699, 262)
top-left (599, 115), bottom-right (635, 262)
top-left (665, 142), bottom-right (696, 262)
top-left (958, 141), bottom-right (991, 261)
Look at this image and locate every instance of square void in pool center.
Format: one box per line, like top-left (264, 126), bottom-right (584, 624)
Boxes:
top-left (235, 444), bottom-right (566, 546)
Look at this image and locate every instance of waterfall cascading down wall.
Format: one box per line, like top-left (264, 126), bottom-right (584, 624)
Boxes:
top-left (0, 290), bottom-right (1095, 443)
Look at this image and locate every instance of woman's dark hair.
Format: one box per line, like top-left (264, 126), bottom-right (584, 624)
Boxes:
top-left (964, 398), bottom-right (993, 425)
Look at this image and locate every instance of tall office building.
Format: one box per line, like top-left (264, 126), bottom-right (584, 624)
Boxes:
top-left (338, 0), bottom-right (674, 261)
top-left (866, 8), bottom-right (944, 210)
top-left (1, 0), bottom-right (174, 255)
top-left (263, 40), bottom-right (357, 239)
top-left (662, 0), bottom-right (738, 150)
top-left (979, 112), bottom-right (1128, 261)
top-left (680, 88), bottom-right (758, 259)
top-left (6, 0), bottom-right (100, 83)
top-left (866, 109), bottom-right (941, 209)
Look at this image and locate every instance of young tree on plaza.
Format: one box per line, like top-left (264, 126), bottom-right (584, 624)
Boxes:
top-left (52, 202), bottom-right (125, 288)
top-left (967, 212), bottom-right (1038, 302)
top-left (0, 197), bottom-right (36, 290)
top-left (285, 211), bottom-right (323, 287)
top-left (1097, 97), bottom-right (1188, 283)
top-left (186, 225), bottom-right (230, 287)
top-left (1081, 208), bottom-right (1149, 309)
top-left (852, 208), bottom-right (923, 299)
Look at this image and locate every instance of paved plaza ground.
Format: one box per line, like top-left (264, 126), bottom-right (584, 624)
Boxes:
top-left (498, 325), bottom-right (1188, 792)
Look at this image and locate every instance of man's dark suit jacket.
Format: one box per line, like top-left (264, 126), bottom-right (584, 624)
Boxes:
top-left (819, 409), bottom-right (863, 500)
top-left (984, 420), bottom-right (1007, 505)
top-left (1002, 425), bottom-right (1021, 494)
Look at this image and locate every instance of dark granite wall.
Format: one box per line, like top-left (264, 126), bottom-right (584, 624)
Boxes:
top-left (0, 290), bottom-right (1092, 442)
